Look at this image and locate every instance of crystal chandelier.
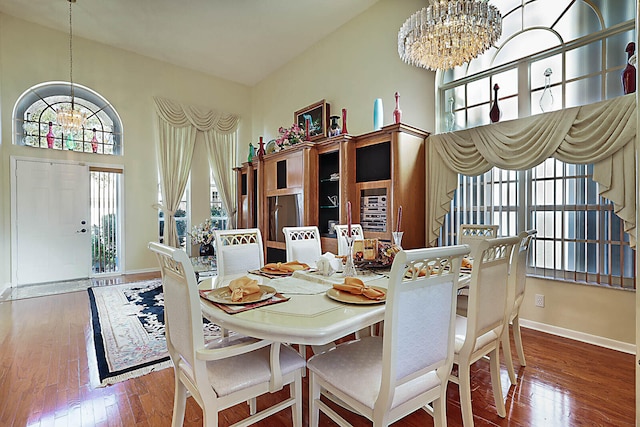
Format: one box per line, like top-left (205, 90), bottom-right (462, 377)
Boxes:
top-left (56, 0), bottom-right (86, 134)
top-left (398, 0), bottom-right (502, 71)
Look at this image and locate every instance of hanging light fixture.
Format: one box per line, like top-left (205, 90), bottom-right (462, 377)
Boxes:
top-left (56, 0), bottom-right (86, 134)
top-left (398, 0), bottom-right (502, 71)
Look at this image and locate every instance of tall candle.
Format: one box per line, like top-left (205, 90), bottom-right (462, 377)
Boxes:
top-left (396, 206), bottom-right (402, 232)
top-left (347, 201), bottom-right (352, 237)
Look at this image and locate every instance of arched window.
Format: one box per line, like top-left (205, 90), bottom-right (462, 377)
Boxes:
top-left (14, 82), bottom-right (122, 155)
top-left (436, 1), bottom-right (636, 288)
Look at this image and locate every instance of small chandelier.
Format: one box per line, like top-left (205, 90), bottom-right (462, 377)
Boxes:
top-left (56, 0), bottom-right (86, 134)
top-left (398, 0), bottom-right (502, 71)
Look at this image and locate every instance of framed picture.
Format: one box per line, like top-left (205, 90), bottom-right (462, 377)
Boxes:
top-left (295, 100), bottom-right (330, 142)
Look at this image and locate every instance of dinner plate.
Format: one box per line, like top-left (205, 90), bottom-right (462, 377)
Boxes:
top-left (203, 285), bottom-right (276, 305)
top-left (265, 139), bottom-right (277, 154)
top-left (326, 286), bottom-right (387, 305)
top-left (260, 265), bottom-right (310, 275)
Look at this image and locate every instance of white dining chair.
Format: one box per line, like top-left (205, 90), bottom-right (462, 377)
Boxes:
top-left (283, 226), bottom-right (322, 268)
top-left (307, 244), bottom-right (470, 427)
top-left (334, 224), bottom-right (364, 256)
top-left (449, 235), bottom-right (520, 427)
top-left (459, 224), bottom-right (499, 255)
top-left (148, 241), bottom-right (306, 427)
top-left (214, 228), bottom-right (264, 277)
top-left (502, 229), bottom-right (537, 385)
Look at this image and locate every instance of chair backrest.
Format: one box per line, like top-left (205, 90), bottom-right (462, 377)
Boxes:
top-left (508, 230), bottom-right (537, 316)
top-left (215, 228), bottom-right (264, 276)
top-left (148, 242), bottom-right (203, 370)
top-left (334, 224), bottom-right (365, 256)
top-left (462, 236), bottom-right (520, 352)
top-left (459, 224), bottom-right (499, 256)
top-left (282, 226), bottom-right (322, 267)
top-left (378, 244), bottom-right (470, 406)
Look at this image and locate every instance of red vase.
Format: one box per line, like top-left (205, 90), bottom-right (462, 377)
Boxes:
top-left (256, 136), bottom-right (265, 160)
top-left (622, 42), bottom-right (636, 95)
top-left (46, 121), bottom-right (55, 148)
top-left (91, 128), bottom-right (99, 153)
top-left (490, 84), bottom-right (501, 123)
top-left (341, 108), bottom-right (348, 134)
top-left (393, 92), bottom-right (402, 124)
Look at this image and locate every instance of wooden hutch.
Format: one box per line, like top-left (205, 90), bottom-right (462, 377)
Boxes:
top-left (237, 123), bottom-right (429, 262)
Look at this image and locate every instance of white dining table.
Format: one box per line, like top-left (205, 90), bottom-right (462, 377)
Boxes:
top-left (199, 270), bottom-right (388, 346)
top-left (199, 269), bottom-right (471, 347)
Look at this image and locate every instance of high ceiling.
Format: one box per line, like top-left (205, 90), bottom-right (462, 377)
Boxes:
top-left (0, 0), bottom-right (381, 86)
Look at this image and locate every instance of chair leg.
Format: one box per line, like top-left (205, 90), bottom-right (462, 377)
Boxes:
top-left (172, 376), bottom-right (188, 427)
top-left (458, 363), bottom-right (475, 427)
top-left (489, 347), bottom-right (506, 418)
top-left (513, 314), bottom-right (526, 366)
top-left (248, 398), bottom-right (256, 415)
top-left (291, 374), bottom-right (303, 427)
top-left (502, 324), bottom-right (517, 385)
top-left (432, 393), bottom-right (447, 427)
top-left (309, 372), bottom-right (321, 427)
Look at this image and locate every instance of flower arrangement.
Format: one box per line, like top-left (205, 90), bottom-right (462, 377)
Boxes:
top-left (189, 218), bottom-right (215, 245)
top-left (275, 123), bottom-right (306, 150)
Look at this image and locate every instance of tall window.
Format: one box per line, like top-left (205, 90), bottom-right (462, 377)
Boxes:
top-left (14, 82), bottom-right (122, 155)
top-left (210, 177), bottom-right (229, 231)
top-left (158, 183), bottom-right (189, 249)
top-left (437, 1), bottom-right (636, 289)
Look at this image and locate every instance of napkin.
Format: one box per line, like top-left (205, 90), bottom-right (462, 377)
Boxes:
top-left (316, 252), bottom-right (342, 276)
top-left (332, 277), bottom-right (385, 300)
top-left (406, 266), bottom-right (433, 277)
top-left (228, 276), bottom-right (261, 302)
top-left (462, 257), bottom-right (473, 270)
top-left (262, 260), bottom-right (309, 273)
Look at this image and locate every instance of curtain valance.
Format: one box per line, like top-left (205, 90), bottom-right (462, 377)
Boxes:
top-left (153, 97), bottom-right (240, 134)
top-left (427, 93), bottom-right (637, 248)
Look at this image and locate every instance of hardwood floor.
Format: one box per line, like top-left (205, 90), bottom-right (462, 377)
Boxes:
top-left (0, 272), bottom-right (634, 426)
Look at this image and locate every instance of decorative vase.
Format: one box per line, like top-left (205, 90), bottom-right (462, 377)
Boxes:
top-left (247, 142), bottom-right (255, 163)
top-left (539, 68), bottom-right (554, 112)
top-left (91, 128), bottom-right (99, 153)
top-left (393, 92), bottom-right (402, 124)
top-left (328, 115), bottom-right (341, 136)
top-left (342, 236), bottom-right (358, 278)
top-left (445, 97), bottom-right (456, 132)
top-left (199, 243), bottom-right (215, 257)
top-left (256, 136), bottom-right (265, 160)
top-left (65, 133), bottom-right (75, 150)
top-left (622, 42), bottom-right (636, 95)
top-left (373, 98), bottom-right (383, 130)
top-left (341, 108), bottom-right (348, 134)
top-left (489, 83), bottom-right (501, 123)
top-left (46, 121), bottom-right (55, 148)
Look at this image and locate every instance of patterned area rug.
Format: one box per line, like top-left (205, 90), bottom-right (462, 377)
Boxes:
top-left (88, 279), bottom-right (222, 387)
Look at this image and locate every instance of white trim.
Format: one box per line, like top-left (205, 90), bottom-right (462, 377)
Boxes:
top-left (125, 267), bottom-right (159, 275)
top-left (520, 319), bottom-right (636, 355)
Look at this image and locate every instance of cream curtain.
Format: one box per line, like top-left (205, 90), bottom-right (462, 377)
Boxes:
top-left (205, 128), bottom-right (238, 228)
top-left (427, 93), bottom-right (637, 248)
top-left (153, 97), bottom-right (240, 247)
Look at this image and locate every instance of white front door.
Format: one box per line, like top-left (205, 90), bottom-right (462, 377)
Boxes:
top-left (14, 159), bottom-right (91, 285)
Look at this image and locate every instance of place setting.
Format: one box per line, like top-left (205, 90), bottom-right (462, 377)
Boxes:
top-left (199, 275), bottom-right (290, 314)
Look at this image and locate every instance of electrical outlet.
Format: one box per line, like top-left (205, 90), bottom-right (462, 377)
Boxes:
top-left (535, 294), bottom-right (545, 308)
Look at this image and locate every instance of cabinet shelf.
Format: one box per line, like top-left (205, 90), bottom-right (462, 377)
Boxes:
top-left (320, 205), bottom-right (339, 209)
top-left (320, 178), bottom-right (340, 183)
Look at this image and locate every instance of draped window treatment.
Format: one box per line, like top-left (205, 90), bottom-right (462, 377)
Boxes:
top-left (153, 97), bottom-right (240, 247)
top-left (426, 93), bottom-right (637, 248)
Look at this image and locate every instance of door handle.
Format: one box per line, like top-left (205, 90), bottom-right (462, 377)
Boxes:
top-left (77, 228), bottom-right (87, 233)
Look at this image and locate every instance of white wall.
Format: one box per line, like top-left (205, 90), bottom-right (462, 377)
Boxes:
top-left (0, 13), bottom-right (252, 285)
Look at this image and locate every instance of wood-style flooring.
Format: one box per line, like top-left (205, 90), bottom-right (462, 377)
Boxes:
top-left (0, 272), bottom-right (634, 426)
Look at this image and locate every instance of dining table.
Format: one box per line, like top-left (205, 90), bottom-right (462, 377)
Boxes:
top-left (199, 267), bottom-right (471, 347)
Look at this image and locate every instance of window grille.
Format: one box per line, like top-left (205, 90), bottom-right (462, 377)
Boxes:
top-left (15, 82), bottom-right (122, 155)
top-left (436, 0), bottom-right (636, 289)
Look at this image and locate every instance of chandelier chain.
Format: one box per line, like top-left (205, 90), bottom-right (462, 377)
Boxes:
top-left (68, 0), bottom-right (74, 108)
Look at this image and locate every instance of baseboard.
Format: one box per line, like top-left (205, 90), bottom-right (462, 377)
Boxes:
top-left (0, 282), bottom-right (12, 298)
top-left (520, 319), bottom-right (636, 355)
top-left (124, 267), bottom-right (159, 275)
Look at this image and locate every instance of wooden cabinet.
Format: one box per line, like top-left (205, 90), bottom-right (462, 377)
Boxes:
top-left (237, 123), bottom-right (428, 262)
top-left (350, 123), bottom-right (427, 249)
top-left (234, 162), bottom-right (258, 229)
